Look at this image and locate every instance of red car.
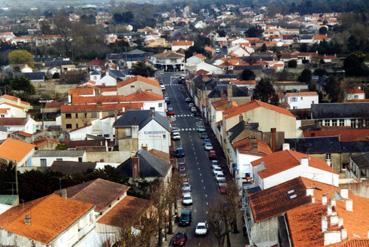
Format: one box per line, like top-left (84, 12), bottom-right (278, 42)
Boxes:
top-left (171, 232), bottom-right (188, 246)
top-left (208, 150), bottom-right (216, 160)
top-left (218, 185), bottom-right (227, 194)
top-left (167, 107), bottom-right (175, 116)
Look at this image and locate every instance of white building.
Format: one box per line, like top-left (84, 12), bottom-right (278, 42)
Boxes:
top-left (171, 40), bottom-right (194, 52)
top-left (32, 150), bottom-right (87, 167)
top-left (283, 91), bottom-right (319, 110)
top-left (69, 116), bottom-right (116, 141)
top-left (345, 88), bottom-right (365, 101)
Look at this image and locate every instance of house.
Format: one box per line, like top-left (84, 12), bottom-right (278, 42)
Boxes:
top-left (222, 100), bottom-right (297, 140)
top-left (116, 76), bottom-right (162, 96)
top-left (21, 72), bottom-right (45, 82)
top-left (32, 150), bottom-right (87, 168)
top-left (0, 195), bottom-right (18, 215)
top-left (96, 70), bottom-right (126, 86)
top-left (251, 149), bottom-right (339, 190)
top-left (150, 51), bottom-right (185, 71)
top-left (273, 81), bottom-right (309, 92)
top-left (0, 117), bottom-right (38, 134)
top-left (286, 187), bottom-right (369, 246)
top-left (60, 102), bottom-right (143, 131)
top-left (68, 116), bottom-right (116, 141)
top-left (0, 194), bottom-right (97, 247)
top-left (345, 88), bottom-right (365, 101)
top-left (0, 138), bottom-right (35, 169)
top-left (106, 49), bottom-right (150, 69)
top-left (50, 161), bottom-right (97, 176)
top-left (311, 102), bottom-right (369, 128)
top-left (348, 153), bottom-right (369, 180)
top-left (195, 62), bottom-right (224, 75)
top-left (118, 148), bottom-right (172, 183)
top-left (282, 91), bottom-right (319, 110)
top-left (171, 40), bottom-right (194, 52)
top-left (0, 94), bottom-right (32, 111)
top-left (114, 109), bottom-right (171, 153)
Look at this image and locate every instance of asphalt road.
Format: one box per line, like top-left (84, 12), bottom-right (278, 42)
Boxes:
top-left (158, 71), bottom-right (221, 246)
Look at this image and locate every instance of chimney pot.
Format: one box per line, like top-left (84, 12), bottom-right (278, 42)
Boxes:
top-left (345, 199), bottom-right (353, 212)
top-left (300, 157), bottom-right (309, 167)
top-left (340, 189), bottom-right (349, 199)
top-left (282, 143), bottom-right (290, 150)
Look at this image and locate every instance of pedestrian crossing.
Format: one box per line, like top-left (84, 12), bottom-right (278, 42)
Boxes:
top-left (178, 128), bottom-right (196, 132)
top-left (172, 114), bottom-right (194, 118)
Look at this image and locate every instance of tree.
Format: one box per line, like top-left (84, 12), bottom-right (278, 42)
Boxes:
top-left (225, 181), bottom-right (240, 234)
top-left (240, 69), bottom-right (256, 80)
top-left (218, 29), bottom-right (226, 37)
top-left (253, 78), bottom-right (279, 105)
top-left (323, 76), bottom-right (343, 102)
top-left (132, 62), bottom-right (155, 77)
top-left (287, 59), bottom-right (297, 68)
top-left (8, 50), bottom-right (34, 67)
top-left (260, 43), bottom-right (267, 52)
top-left (166, 171), bottom-right (182, 234)
top-left (208, 198), bottom-right (233, 247)
top-left (245, 25), bottom-right (263, 37)
top-left (344, 53), bottom-right (369, 77)
top-left (10, 77), bottom-right (35, 94)
top-left (314, 68), bottom-right (327, 77)
top-left (298, 69), bottom-right (312, 84)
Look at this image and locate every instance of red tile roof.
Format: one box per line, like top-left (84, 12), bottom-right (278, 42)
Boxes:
top-left (223, 100), bottom-right (295, 119)
top-left (117, 76), bottom-right (160, 88)
top-left (303, 128), bottom-right (369, 142)
top-left (172, 40), bottom-right (193, 46)
top-left (61, 103), bottom-right (142, 113)
top-left (68, 87), bottom-right (96, 96)
top-left (233, 139), bottom-right (272, 156)
top-left (347, 88), bottom-right (365, 94)
top-left (0, 118), bottom-right (27, 126)
top-left (212, 99), bottom-right (238, 111)
top-left (229, 79), bottom-right (257, 85)
top-left (251, 150), bottom-right (334, 179)
top-left (285, 91), bottom-right (318, 97)
top-left (0, 194), bottom-right (93, 244)
top-left (0, 138), bottom-right (35, 162)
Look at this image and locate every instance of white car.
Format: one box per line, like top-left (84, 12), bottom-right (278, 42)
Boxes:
top-left (215, 173), bottom-right (226, 182)
top-left (160, 84), bottom-right (165, 90)
top-left (190, 107), bottom-right (197, 113)
top-left (172, 127), bottom-right (180, 132)
top-left (204, 143), bottom-right (213, 151)
top-left (213, 167), bottom-right (223, 176)
top-left (212, 164), bottom-right (222, 170)
top-left (182, 182), bottom-right (191, 192)
top-left (182, 192), bottom-right (193, 206)
top-left (195, 222), bottom-right (208, 236)
top-left (172, 132), bottom-right (181, 140)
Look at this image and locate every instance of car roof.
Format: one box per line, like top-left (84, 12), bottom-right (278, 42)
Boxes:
top-left (197, 222), bottom-right (206, 226)
top-left (183, 192), bottom-right (191, 196)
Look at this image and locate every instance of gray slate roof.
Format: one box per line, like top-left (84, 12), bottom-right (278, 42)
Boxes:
top-left (311, 103), bottom-right (369, 119)
top-left (113, 110), bottom-right (170, 131)
top-left (33, 150), bottom-right (85, 157)
top-left (118, 149), bottom-right (171, 178)
top-left (351, 153), bottom-right (369, 169)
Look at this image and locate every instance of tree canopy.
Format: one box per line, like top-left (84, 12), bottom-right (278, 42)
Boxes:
top-left (8, 50), bottom-right (34, 67)
top-left (240, 69), bottom-right (256, 80)
top-left (245, 25), bottom-right (263, 38)
top-left (132, 62), bottom-right (155, 77)
top-left (298, 69), bottom-right (312, 84)
top-left (252, 78), bottom-right (279, 105)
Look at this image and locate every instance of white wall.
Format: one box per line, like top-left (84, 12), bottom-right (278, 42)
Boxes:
top-left (138, 120), bottom-right (170, 153)
top-left (286, 95), bottom-right (319, 110)
top-left (0, 104), bottom-right (26, 118)
top-left (69, 117), bottom-right (115, 141)
top-left (32, 153), bottom-right (86, 167)
top-left (142, 100), bottom-right (165, 113)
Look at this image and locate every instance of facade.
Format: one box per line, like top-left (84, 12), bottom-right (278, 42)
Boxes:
top-left (283, 91), bottom-right (319, 110)
top-left (116, 76), bottom-right (162, 96)
top-left (0, 138), bottom-right (35, 168)
top-left (150, 51), bottom-right (185, 71)
top-left (32, 150), bottom-right (87, 168)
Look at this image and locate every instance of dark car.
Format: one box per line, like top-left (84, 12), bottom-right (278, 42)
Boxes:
top-left (208, 150), bottom-right (216, 160)
top-left (178, 209), bottom-right (192, 226)
top-left (171, 232), bottom-right (188, 246)
top-left (203, 138), bottom-right (211, 145)
top-left (167, 106), bottom-right (175, 116)
top-left (174, 147), bottom-right (185, 158)
top-left (200, 132), bottom-right (208, 139)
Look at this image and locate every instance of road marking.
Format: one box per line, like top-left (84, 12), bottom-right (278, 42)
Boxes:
top-left (201, 179), bottom-right (204, 183)
top-left (206, 202), bottom-right (208, 205)
top-left (203, 186), bottom-right (206, 190)
top-left (200, 173), bottom-right (202, 177)
top-left (205, 194), bottom-right (208, 198)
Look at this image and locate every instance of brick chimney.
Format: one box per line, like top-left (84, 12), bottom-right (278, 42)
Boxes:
top-left (131, 156), bottom-right (140, 178)
top-left (271, 128), bottom-right (277, 151)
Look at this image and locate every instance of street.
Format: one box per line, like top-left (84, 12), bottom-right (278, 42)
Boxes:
top-left (158, 71), bottom-right (220, 246)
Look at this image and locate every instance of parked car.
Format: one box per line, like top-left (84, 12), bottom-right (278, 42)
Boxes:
top-left (212, 164), bottom-right (222, 170)
top-left (185, 97), bottom-right (192, 103)
top-left (178, 162), bottom-right (186, 172)
top-left (195, 222), bottom-right (208, 236)
top-left (204, 143), bottom-right (213, 151)
top-left (200, 132), bottom-right (208, 139)
top-left (167, 106), bottom-right (175, 116)
top-left (215, 173), bottom-right (226, 182)
top-left (218, 184), bottom-right (227, 194)
top-left (172, 132), bottom-right (181, 140)
top-left (208, 150), bottom-right (217, 160)
top-left (188, 102), bottom-right (194, 108)
top-left (212, 167), bottom-right (223, 175)
top-left (175, 147), bottom-right (185, 158)
top-left (165, 96), bottom-right (170, 104)
top-left (182, 192), bottom-right (193, 206)
top-left (203, 138), bottom-right (211, 145)
top-left (190, 107), bottom-right (197, 113)
top-left (160, 84), bottom-right (165, 90)
top-left (182, 182), bottom-right (191, 193)
top-left (179, 209), bottom-right (192, 226)
top-left (171, 232), bottom-right (188, 246)
top-left (196, 126), bottom-right (206, 133)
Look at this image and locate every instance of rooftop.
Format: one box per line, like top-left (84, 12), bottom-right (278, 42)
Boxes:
top-left (0, 138), bottom-right (35, 162)
top-left (117, 75), bottom-right (160, 88)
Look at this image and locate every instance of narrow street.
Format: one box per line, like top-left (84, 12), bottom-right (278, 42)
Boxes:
top-left (158, 72), bottom-right (220, 246)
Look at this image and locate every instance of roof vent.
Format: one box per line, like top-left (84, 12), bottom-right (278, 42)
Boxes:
top-left (24, 215), bottom-right (31, 225)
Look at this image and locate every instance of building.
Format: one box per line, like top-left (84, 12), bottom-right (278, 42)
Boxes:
top-left (348, 153), bottom-right (369, 179)
top-left (0, 194), bottom-right (97, 247)
top-left (345, 88), bottom-right (365, 101)
top-left (171, 40), bottom-right (194, 52)
top-left (251, 149), bottom-right (339, 190)
top-left (116, 76), bottom-right (162, 96)
top-left (32, 150), bottom-right (87, 168)
top-left (150, 51), bottom-right (185, 71)
top-left (114, 109), bottom-right (171, 153)
top-left (0, 138), bottom-right (35, 169)
top-left (282, 91), bottom-right (319, 110)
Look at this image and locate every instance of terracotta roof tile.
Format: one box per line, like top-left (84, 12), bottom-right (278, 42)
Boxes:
top-left (172, 40), bottom-right (193, 46)
top-left (212, 99), bottom-right (238, 111)
top-left (303, 128), bottom-right (369, 142)
top-left (0, 194), bottom-right (93, 244)
top-left (0, 118), bottom-right (27, 126)
top-left (68, 87), bottom-right (96, 96)
top-left (233, 138), bottom-right (272, 156)
top-left (13, 131), bottom-right (32, 137)
top-left (285, 91), bottom-right (318, 97)
top-left (97, 195), bottom-right (151, 228)
top-left (223, 100), bottom-right (295, 119)
top-left (117, 76), bottom-right (160, 88)
top-left (347, 88), bottom-right (365, 94)
top-left (61, 103), bottom-right (142, 113)
top-left (0, 94), bottom-right (30, 106)
top-left (229, 79), bottom-right (257, 85)
top-left (0, 138), bottom-right (35, 162)
top-left (251, 150), bottom-right (335, 179)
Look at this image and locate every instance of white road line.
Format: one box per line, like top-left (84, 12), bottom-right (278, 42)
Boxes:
top-left (206, 211), bottom-right (208, 215)
top-left (200, 173), bottom-right (202, 176)
top-left (206, 202), bottom-right (209, 205)
top-left (203, 186), bottom-right (206, 190)
top-left (205, 194), bottom-right (208, 198)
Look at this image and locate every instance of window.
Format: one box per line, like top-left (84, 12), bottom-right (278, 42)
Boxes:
top-left (350, 119), bottom-right (356, 128)
top-left (78, 157), bottom-right (82, 162)
top-left (130, 85), bottom-right (135, 88)
top-left (323, 120), bottom-right (330, 126)
top-left (66, 124), bottom-right (72, 129)
top-left (158, 103), bottom-right (163, 107)
top-left (290, 97), bottom-right (297, 102)
top-left (56, 158), bottom-right (63, 161)
top-left (300, 97), bottom-right (303, 100)
top-left (339, 119), bottom-right (344, 126)
top-left (326, 153), bottom-right (332, 160)
top-left (76, 124), bottom-right (78, 129)
top-left (332, 119), bottom-right (337, 127)
top-left (40, 159), bottom-right (47, 167)
top-left (354, 95), bottom-right (358, 99)
top-left (0, 115), bottom-right (4, 118)
top-left (65, 113), bottom-right (71, 119)
top-left (84, 113), bottom-right (87, 118)
top-left (91, 112), bottom-right (97, 118)
top-left (75, 113), bottom-right (78, 118)
top-left (163, 134), bottom-right (166, 139)
top-left (358, 119), bottom-right (363, 128)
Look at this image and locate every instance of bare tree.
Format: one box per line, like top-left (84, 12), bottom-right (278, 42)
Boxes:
top-left (208, 198), bottom-right (233, 247)
top-left (151, 182), bottom-right (168, 247)
top-left (225, 180), bottom-right (241, 233)
top-left (166, 170), bottom-right (182, 234)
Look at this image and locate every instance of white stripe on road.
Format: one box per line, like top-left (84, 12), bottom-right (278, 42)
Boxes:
top-left (205, 194), bottom-right (208, 198)
top-left (201, 179), bottom-right (204, 183)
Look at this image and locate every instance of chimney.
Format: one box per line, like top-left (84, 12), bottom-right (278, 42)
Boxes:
top-left (341, 229), bottom-right (348, 240)
top-left (345, 199), bottom-right (353, 212)
top-left (322, 194), bottom-right (328, 205)
top-left (150, 107), bottom-right (155, 117)
top-left (131, 156), bottom-right (140, 178)
top-left (282, 143), bottom-right (290, 150)
top-left (321, 216), bottom-right (328, 232)
top-left (24, 215), bottom-right (31, 225)
top-left (271, 128), bottom-right (277, 151)
top-left (306, 188), bottom-right (314, 197)
top-left (60, 189), bottom-right (68, 198)
top-left (300, 157), bottom-right (309, 168)
top-left (340, 189), bottom-right (349, 199)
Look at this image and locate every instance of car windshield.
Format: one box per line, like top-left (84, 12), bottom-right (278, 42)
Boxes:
top-left (184, 195), bottom-right (191, 199)
top-left (197, 225), bottom-right (206, 229)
